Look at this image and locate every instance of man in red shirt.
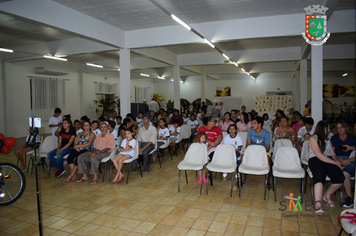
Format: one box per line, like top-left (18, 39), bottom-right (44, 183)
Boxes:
top-left (169, 109), bottom-right (184, 126)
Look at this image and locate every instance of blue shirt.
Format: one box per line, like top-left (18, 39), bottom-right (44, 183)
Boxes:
top-left (247, 128), bottom-right (271, 148)
top-left (330, 134), bottom-right (356, 157)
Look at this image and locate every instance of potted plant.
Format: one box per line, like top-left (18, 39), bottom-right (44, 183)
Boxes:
top-left (94, 95), bottom-right (116, 116)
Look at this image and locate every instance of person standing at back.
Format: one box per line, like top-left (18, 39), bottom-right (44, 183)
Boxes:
top-left (149, 98), bottom-right (159, 113)
top-left (49, 108), bottom-right (62, 136)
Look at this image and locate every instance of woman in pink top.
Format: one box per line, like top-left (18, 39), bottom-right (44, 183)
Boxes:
top-left (236, 112), bottom-right (251, 132)
top-left (218, 112), bottom-right (234, 131)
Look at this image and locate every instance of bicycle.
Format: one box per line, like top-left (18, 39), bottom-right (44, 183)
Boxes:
top-left (0, 162), bottom-right (26, 206)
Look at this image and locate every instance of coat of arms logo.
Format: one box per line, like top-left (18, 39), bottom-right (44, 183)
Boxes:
top-left (302, 5), bottom-right (331, 46)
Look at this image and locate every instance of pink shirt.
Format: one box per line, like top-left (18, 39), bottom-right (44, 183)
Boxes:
top-left (94, 132), bottom-right (115, 151)
top-left (218, 120), bottom-right (234, 131)
top-left (237, 121), bottom-right (251, 131)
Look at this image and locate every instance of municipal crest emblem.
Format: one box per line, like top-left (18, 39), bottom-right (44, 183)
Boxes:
top-left (302, 5), bottom-right (330, 46)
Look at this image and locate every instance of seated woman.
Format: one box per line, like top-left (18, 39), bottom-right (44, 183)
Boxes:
top-left (272, 110), bottom-right (285, 132)
top-left (65, 120), bottom-right (95, 182)
top-left (262, 113), bottom-right (272, 126)
top-left (308, 120), bottom-right (344, 215)
top-left (47, 119), bottom-right (76, 177)
top-left (274, 116), bottom-right (296, 145)
top-left (152, 118), bottom-right (170, 164)
top-left (112, 127), bottom-right (136, 183)
top-left (236, 112), bottom-right (251, 132)
top-left (14, 128), bottom-right (41, 172)
top-left (149, 110), bottom-right (157, 125)
top-left (219, 112), bottom-right (234, 132)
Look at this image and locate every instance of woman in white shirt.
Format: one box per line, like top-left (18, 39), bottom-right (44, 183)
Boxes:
top-left (112, 127), bottom-right (136, 183)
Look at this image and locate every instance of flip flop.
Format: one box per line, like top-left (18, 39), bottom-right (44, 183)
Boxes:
top-left (112, 178), bottom-right (119, 183)
top-left (117, 178), bottom-right (125, 183)
top-left (76, 178), bottom-right (88, 183)
top-left (90, 180), bottom-right (98, 185)
top-left (323, 196), bottom-right (335, 207)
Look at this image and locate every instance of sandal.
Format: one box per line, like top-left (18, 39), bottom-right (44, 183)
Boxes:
top-left (323, 196), bottom-right (335, 207)
top-left (112, 178), bottom-right (119, 183)
top-left (90, 180), bottom-right (98, 185)
top-left (76, 178), bottom-right (88, 183)
top-left (315, 201), bottom-right (324, 215)
top-left (117, 178), bottom-right (125, 183)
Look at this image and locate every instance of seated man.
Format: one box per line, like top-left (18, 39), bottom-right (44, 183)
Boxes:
top-left (241, 116), bottom-right (271, 183)
top-left (169, 109), bottom-right (183, 126)
top-left (77, 121), bottom-right (115, 184)
top-left (134, 114), bottom-right (157, 172)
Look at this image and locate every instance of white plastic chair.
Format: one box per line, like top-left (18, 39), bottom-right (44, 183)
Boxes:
top-left (106, 140), bottom-right (143, 183)
top-left (157, 141), bottom-right (172, 165)
top-left (238, 145), bottom-right (270, 200)
top-left (148, 141), bottom-right (158, 171)
top-left (206, 144), bottom-right (237, 197)
top-left (38, 136), bottom-right (58, 176)
top-left (222, 131), bottom-right (228, 139)
top-left (101, 149), bottom-right (117, 182)
top-left (238, 132), bottom-right (248, 152)
top-left (177, 143), bottom-right (208, 194)
top-left (339, 209), bottom-right (356, 236)
top-left (180, 125), bottom-right (191, 153)
top-left (272, 139), bottom-right (293, 162)
top-left (272, 147), bottom-right (305, 202)
top-left (300, 140), bottom-right (310, 165)
top-left (263, 125), bottom-right (273, 143)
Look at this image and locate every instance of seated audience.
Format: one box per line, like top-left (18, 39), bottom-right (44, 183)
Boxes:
top-left (330, 121), bottom-right (356, 207)
top-left (77, 121), bottom-right (115, 184)
top-left (91, 120), bottom-right (101, 136)
top-left (196, 117), bottom-right (222, 160)
top-left (112, 127), bottom-right (136, 183)
top-left (197, 132), bottom-right (208, 184)
top-left (169, 109), bottom-right (183, 126)
top-left (308, 120), bottom-right (344, 215)
top-left (288, 108), bottom-right (294, 119)
top-left (241, 116), bottom-right (271, 184)
top-left (201, 102), bottom-right (207, 113)
top-left (237, 112), bottom-right (251, 132)
top-left (136, 112), bottom-right (143, 123)
top-left (182, 112), bottom-right (189, 124)
top-left (275, 116), bottom-right (296, 145)
top-left (296, 117), bottom-right (315, 152)
top-left (219, 112), bottom-right (234, 132)
top-left (47, 119), bottom-right (76, 177)
top-left (49, 107), bottom-right (62, 136)
top-left (193, 100), bottom-right (201, 113)
top-left (74, 119), bottom-right (83, 135)
top-left (66, 120), bottom-right (95, 182)
top-left (152, 118), bottom-right (170, 164)
top-left (108, 120), bottom-right (119, 147)
top-left (133, 114), bottom-right (156, 172)
top-left (169, 119), bottom-right (181, 155)
top-left (187, 113), bottom-right (199, 145)
top-left (272, 110), bottom-right (285, 131)
top-left (207, 102), bottom-right (223, 122)
top-left (223, 124), bottom-right (243, 164)
top-left (149, 110), bottom-right (157, 124)
top-left (119, 118), bottom-right (137, 145)
top-left (115, 116), bottom-right (122, 130)
top-left (54, 114), bottom-right (71, 136)
top-left (14, 128), bottom-right (41, 172)
top-left (303, 104), bottom-right (310, 116)
top-left (262, 113), bottom-right (272, 126)
top-left (230, 109), bottom-right (240, 124)
top-left (110, 111), bottom-right (118, 123)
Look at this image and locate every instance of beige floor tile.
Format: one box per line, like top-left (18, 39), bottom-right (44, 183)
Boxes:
top-left (166, 227), bottom-right (189, 236)
top-left (184, 209), bottom-right (203, 218)
top-left (170, 207), bottom-right (189, 216)
top-left (133, 222), bottom-right (157, 234)
top-left (264, 218), bottom-right (281, 229)
top-left (146, 212), bottom-right (166, 224)
top-left (243, 226), bottom-right (263, 236)
top-left (185, 229), bottom-right (206, 236)
top-left (280, 231), bottom-right (300, 236)
top-left (208, 221), bottom-right (228, 233)
top-left (191, 219), bottom-right (212, 231)
top-left (90, 214), bottom-right (112, 225)
top-left (149, 224), bottom-right (173, 235)
top-left (118, 219), bottom-right (142, 231)
top-left (316, 223), bottom-right (337, 235)
top-left (263, 228), bottom-right (281, 236)
top-left (175, 217), bottom-right (196, 228)
top-left (131, 210), bottom-right (152, 221)
top-left (88, 226), bottom-right (115, 236)
top-left (281, 220), bottom-right (299, 232)
top-left (225, 223), bottom-right (245, 235)
top-left (214, 212), bottom-right (232, 223)
top-left (160, 214), bottom-right (181, 226)
top-left (247, 216), bottom-right (265, 227)
top-left (198, 210), bottom-right (217, 221)
top-left (104, 216), bottom-right (128, 228)
top-left (107, 228), bottom-right (130, 236)
top-left (74, 223), bottom-right (100, 235)
top-left (48, 218), bottom-right (73, 230)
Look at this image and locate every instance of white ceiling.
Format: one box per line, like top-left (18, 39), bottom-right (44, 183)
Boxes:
top-left (0, 0), bottom-right (355, 81)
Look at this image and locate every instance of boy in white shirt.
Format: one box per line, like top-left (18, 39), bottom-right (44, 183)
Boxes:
top-left (108, 121), bottom-right (119, 147)
top-left (49, 108), bottom-right (62, 136)
top-left (169, 119), bottom-right (181, 155)
top-left (187, 114), bottom-right (199, 145)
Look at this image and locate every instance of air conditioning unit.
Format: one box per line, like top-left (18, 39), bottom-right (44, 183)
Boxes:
top-left (35, 67), bottom-right (69, 76)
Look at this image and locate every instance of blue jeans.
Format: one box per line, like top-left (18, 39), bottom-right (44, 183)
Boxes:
top-left (189, 130), bottom-right (197, 144)
top-left (236, 152), bottom-right (241, 167)
top-left (47, 147), bottom-right (74, 170)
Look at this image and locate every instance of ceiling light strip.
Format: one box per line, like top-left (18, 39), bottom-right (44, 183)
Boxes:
top-left (86, 63), bottom-right (103, 68)
top-left (0, 47), bottom-right (14, 53)
top-left (203, 38), bottom-right (215, 48)
top-left (140, 73), bottom-right (150, 77)
top-left (44, 55), bottom-right (67, 61)
top-left (171, 14), bottom-right (191, 31)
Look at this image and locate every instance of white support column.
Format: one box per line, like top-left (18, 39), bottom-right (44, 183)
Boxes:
top-left (120, 48), bottom-right (131, 116)
top-left (294, 71), bottom-right (300, 111)
top-left (201, 74), bottom-right (206, 104)
top-left (79, 71), bottom-right (84, 116)
top-left (173, 66), bottom-right (180, 110)
top-left (300, 59), bottom-right (308, 112)
top-left (311, 46), bottom-right (323, 122)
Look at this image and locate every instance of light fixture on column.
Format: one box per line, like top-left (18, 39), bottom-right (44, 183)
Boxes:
top-left (171, 14), bottom-right (191, 31)
top-left (158, 76), bottom-right (165, 80)
top-left (140, 73), bottom-right (150, 77)
top-left (343, 73), bottom-right (348, 77)
top-left (203, 38), bottom-right (215, 48)
top-left (86, 63), bottom-right (103, 68)
top-left (43, 55), bottom-right (67, 61)
top-left (170, 79), bottom-right (174, 81)
top-left (0, 47), bottom-right (13, 53)
top-left (117, 68), bottom-right (120, 71)
top-left (180, 81), bottom-right (183, 84)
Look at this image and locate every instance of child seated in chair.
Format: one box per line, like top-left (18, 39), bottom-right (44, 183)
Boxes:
top-left (169, 119), bottom-right (181, 155)
top-left (223, 124), bottom-right (243, 165)
top-left (197, 132), bottom-right (208, 184)
top-left (152, 118), bottom-right (170, 165)
top-left (112, 127), bottom-right (136, 183)
top-left (14, 128), bottom-right (41, 172)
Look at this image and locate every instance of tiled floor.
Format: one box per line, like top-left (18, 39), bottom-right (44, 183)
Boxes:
top-left (0, 148), bottom-right (349, 236)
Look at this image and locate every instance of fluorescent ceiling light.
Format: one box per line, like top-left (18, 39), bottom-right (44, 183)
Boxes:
top-left (171, 14), bottom-right (191, 31)
top-left (0, 47), bottom-right (13, 53)
top-left (251, 76), bottom-right (256, 80)
top-left (343, 73), bottom-right (348, 77)
top-left (246, 72), bottom-right (250, 76)
top-left (117, 69), bottom-right (120, 71)
top-left (241, 68), bottom-right (245, 72)
top-left (222, 53), bottom-right (229, 60)
top-left (86, 63), bottom-right (103, 68)
top-left (158, 76), bottom-right (165, 80)
top-left (203, 38), bottom-right (215, 48)
top-left (233, 62), bottom-right (239, 67)
top-left (140, 73), bottom-right (150, 77)
top-left (170, 79), bottom-right (174, 81)
top-left (43, 55), bottom-right (67, 61)
top-left (180, 81), bottom-right (183, 84)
